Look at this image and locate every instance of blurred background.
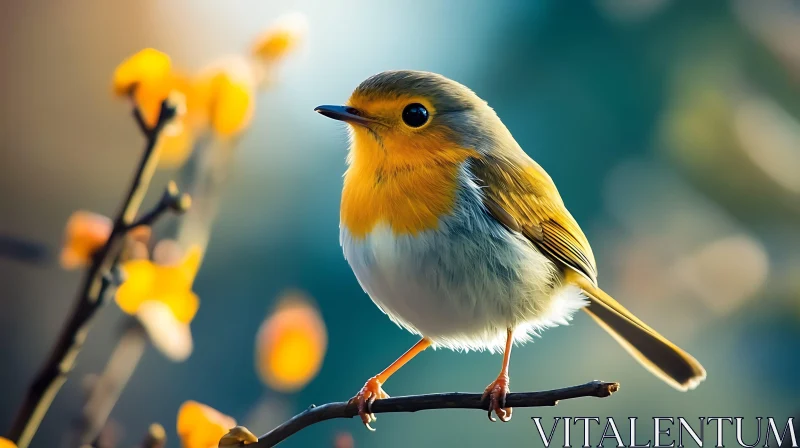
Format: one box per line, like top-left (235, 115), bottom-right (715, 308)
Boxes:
top-left (1, 0), bottom-right (799, 447)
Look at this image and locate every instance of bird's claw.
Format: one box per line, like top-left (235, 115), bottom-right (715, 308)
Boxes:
top-left (482, 375), bottom-right (512, 422)
top-left (349, 376), bottom-right (389, 430)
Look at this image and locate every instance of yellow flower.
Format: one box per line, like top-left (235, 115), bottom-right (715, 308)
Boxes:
top-left (60, 211), bottom-right (112, 270)
top-left (256, 292), bottom-right (327, 392)
top-left (112, 48), bottom-right (171, 96)
top-left (137, 300), bottom-right (194, 362)
top-left (195, 56), bottom-right (256, 137)
top-left (113, 13), bottom-right (305, 164)
top-left (0, 437), bottom-right (17, 448)
top-left (154, 77), bottom-right (203, 168)
top-left (116, 246), bottom-right (201, 324)
top-left (211, 71), bottom-right (255, 137)
top-left (112, 49), bottom-right (198, 167)
top-left (134, 76), bottom-right (178, 129)
top-left (156, 118), bottom-right (196, 168)
top-left (251, 12), bottom-right (308, 62)
top-left (177, 401), bottom-right (236, 448)
top-left (112, 49), bottom-right (174, 128)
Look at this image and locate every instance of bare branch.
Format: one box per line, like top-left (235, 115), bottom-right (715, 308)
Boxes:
top-left (254, 381), bottom-right (619, 447)
top-left (5, 100), bottom-right (177, 448)
top-left (126, 181), bottom-right (192, 231)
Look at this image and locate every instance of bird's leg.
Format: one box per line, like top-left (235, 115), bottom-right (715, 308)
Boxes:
top-left (482, 328), bottom-right (513, 422)
top-left (351, 337), bottom-right (431, 430)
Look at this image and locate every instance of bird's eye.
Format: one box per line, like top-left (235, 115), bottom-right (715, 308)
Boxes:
top-left (402, 103), bottom-right (429, 127)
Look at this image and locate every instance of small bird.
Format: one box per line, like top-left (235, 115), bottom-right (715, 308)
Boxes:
top-left (315, 70), bottom-right (706, 428)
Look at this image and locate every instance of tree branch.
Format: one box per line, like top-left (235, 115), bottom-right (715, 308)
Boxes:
top-left (6, 100), bottom-right (177, 448)
top-left (254, 380), bottom-right (619, 447)
top-left (79, 320), bottom-right (147, 445)
top-left (126, 181), bottom-right (191, 231)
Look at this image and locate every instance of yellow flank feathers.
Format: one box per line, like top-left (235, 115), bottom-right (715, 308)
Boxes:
top-left (341, 112), bottom-right (477, 238)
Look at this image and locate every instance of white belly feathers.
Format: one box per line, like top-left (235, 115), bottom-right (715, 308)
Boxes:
top-left (340, 167), bottom-right (587, 353)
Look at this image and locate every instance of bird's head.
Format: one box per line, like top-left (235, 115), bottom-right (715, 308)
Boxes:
top-left (315, 70), bottom-right (516, 166)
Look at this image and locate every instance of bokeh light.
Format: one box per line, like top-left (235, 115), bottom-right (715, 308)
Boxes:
top-left (256, 291), bottom-right (327, 393)
top-left (59, 211), bottom-right (112, 270)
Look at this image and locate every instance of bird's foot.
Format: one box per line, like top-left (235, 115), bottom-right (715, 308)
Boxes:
top-left (482, 374), bottom-right (512, 422)
top-left (349, 376), bottom-right (389, 431)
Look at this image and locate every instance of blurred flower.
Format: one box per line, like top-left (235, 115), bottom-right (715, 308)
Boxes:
top-left (333, 432), bottom-right (354, 448)
top-left (251, 12), bottom-right (308, 63)
top-left (177, 401), bottom-right (236, 448)
top-left (60, 211), bottom-right (112, 269)
top-left (156, 108), bottom-right (197, 168)
top-left (112, 49), bottom-right (196, 167)
top-left (116, 245), bottom-right (201, 324)
top-left (112, 13), bottom-right (305, 169)
top-left (196, 57), bottom-right (257, 137)
top-left (256, 291), bottom-right (327, 392)
top-left (0, 437), bottom-right (17, 448)
top-left (112, 48), bottom-right (174, 127)
top-left (219, 426), bottom-right (258, 446)
top-left (112, 50), bottom-right (252, 166)
top-left (116, 245), bottom-right (200, 361)
top-left (136, 300), bottom-right (193, 361)
top-left (112, 48), bottom-right (171, 97)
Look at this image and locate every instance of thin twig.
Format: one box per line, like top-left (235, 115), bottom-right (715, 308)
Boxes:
top-left (132, 104), bottom-right (152, 138)
top-left (141, 423), bottom-right (167, 448)
top-left (79, 320), bottom-right (147, 445)
top-left (254, 380), bottom-right (619, 447)
top-left (6, 100), bottom-right (176, 448)
top-left (126, 181), bottom-right (191, 231)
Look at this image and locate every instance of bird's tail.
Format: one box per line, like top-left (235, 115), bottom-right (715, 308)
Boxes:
top-left (565, 270), bottom-right (706, 391)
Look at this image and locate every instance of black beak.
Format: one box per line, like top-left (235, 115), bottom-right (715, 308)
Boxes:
top-left (314, 105), bottom-right (380, 127)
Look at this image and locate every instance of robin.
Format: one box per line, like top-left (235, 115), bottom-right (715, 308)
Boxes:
top-left (315, 70), bottom-right (706, 428)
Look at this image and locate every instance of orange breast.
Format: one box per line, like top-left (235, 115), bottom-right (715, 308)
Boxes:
top-left (341, 128), bottom-right (477, 239)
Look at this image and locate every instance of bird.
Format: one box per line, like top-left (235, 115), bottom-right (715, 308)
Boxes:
top-left (314, 70), bottom-right (706, 428)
